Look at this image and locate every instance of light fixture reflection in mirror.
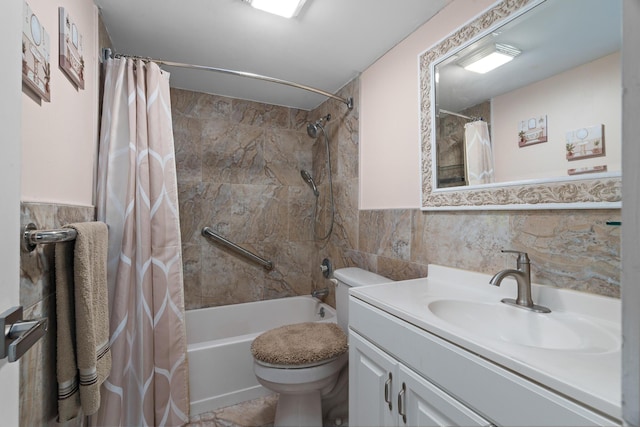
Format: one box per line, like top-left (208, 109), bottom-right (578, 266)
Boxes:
top-left (420, 0), bottom-right (622, 210)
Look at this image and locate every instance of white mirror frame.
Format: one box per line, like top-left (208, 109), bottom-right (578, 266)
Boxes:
top-left (419, 0), bottom-right (622, 210)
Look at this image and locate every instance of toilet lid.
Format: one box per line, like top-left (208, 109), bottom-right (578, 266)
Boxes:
top-left (251, 322), bottom-right (348, 366)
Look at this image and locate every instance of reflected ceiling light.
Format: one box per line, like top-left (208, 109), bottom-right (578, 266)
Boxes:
top-left (246, 0), bottom-right (308, 18)
top-left (459, 43), bottom-right (521, 74)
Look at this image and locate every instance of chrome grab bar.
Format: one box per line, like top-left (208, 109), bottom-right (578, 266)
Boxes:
top-left (22, 222), bottom-right (77, 252)
top-left (201, 227), bottom-right (274, 271)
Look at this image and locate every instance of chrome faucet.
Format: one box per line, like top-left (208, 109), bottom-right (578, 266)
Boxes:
top-left (489, 250), bottom-right (551, 313)
top-left (311, 287), bottom-right (329, 300)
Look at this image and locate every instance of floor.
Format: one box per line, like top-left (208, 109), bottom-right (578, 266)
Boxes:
top-left (186, 395), bottom-right (278, 427)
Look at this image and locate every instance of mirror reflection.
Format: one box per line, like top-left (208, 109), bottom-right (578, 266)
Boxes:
top-left (434, 0), bottom-right (621, 189)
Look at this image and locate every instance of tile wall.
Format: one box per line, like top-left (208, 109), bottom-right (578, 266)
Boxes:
top-left (172, 89), bottom-right (322, 309)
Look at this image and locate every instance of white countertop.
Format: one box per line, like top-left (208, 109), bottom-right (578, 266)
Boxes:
top-left (349, 264), bottom-right (621, 420)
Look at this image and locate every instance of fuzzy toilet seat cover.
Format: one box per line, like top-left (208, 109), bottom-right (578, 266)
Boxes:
top-left (251, 322), bottom-right (348, 366)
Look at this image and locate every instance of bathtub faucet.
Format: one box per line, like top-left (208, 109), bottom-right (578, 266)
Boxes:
top-left (311, 287), bottom-right (329, 300)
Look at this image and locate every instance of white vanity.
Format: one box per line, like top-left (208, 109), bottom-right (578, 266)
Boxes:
top-left (348, 265), bottom-right (621, 426)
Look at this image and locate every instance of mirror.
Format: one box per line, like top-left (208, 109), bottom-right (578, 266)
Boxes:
top-left (420, 0), bottom-right (622, 210)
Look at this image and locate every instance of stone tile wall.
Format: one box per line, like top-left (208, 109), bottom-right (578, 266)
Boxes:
top-left (19, 202), bottom-right (95, 426)
top-left (172, 89), bottom-right (324, 309)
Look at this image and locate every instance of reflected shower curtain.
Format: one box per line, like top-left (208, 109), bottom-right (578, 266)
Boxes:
top-left (464, 120), bottom-right (495, 185)
top-left (93, 58), bottom-right (189, 426)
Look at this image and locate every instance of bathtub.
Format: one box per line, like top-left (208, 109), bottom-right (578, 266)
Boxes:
top-left (186, 295), bottom-right (336, 416)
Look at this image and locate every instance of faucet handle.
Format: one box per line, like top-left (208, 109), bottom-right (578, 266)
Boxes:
top-left (500, 249), bottom-right (530, 265)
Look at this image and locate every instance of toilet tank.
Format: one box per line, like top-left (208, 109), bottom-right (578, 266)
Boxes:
top-left (333, 268), bottom-right (392, 333)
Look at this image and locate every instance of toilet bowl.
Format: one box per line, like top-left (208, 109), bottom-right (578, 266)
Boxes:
top-left (251, 268), bottom-right (392, 427)
top-left (254, 353), bottom-right (349, 426)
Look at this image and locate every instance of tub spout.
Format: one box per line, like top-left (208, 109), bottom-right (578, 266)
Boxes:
top-left (311, 288), bottom-right (329, 300)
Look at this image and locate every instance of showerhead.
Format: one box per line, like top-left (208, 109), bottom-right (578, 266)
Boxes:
top-left (307, 114), bottom-right (331, 139)
top-left (300, 170), bottom-right (319, 197)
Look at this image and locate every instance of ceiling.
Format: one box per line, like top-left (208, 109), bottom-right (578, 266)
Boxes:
top-left (95, 0), bottom-right (450, 110)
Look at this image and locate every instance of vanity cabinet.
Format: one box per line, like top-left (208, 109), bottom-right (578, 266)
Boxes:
top-left (350, 330), bottom-right (491, 426)
top-left (349, 296), bottom-right (620, 427)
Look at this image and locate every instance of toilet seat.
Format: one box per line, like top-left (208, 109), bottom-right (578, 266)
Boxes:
top-left (254, 353), bottom-right (343, 369)
top-left (251, 322), bottom-right (348, 366)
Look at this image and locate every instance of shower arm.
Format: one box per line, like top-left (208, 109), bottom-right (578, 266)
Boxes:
top-left (103, 49), bottom-right (354, 110)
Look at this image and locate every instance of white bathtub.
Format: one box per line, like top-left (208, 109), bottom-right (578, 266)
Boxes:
top-left (186, 295), bottom-right (336, 416)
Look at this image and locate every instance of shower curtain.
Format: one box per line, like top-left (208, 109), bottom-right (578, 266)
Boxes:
top-left (464, 120), bottom-right (495, 185)
top-left (94, 58), bottom-right (189, 426)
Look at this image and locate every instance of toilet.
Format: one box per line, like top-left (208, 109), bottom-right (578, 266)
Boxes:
top-left (251, 267), bottom-right (391, 427)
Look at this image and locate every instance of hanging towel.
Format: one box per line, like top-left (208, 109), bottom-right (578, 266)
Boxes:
top-left (55, 222), bottom-right (111, 423)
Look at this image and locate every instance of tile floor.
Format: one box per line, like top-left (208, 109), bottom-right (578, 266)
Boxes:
top-left (186, 395), bottom-right (278, 427)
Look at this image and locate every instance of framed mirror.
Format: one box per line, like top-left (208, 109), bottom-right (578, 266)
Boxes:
top-left (419, 0), bottom-right (622, 210)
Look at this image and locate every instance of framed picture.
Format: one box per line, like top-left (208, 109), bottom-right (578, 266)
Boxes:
top-left (518, 115), bottom-right (548, 147)
top-left (22, 1), bottom-right (51, 102)
top-left (568, 165), bottom-right (607, 176)
top-left (59, 7), bottom-right (85, 89)
top-left (565, 124), bottom-right (605, 161)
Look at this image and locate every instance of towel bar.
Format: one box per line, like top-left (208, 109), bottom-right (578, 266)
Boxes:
top-left (22, 222), bottom-right (77, 252)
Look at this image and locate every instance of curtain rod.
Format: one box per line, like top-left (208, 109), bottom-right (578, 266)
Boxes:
top-left (102, 48), bottom-right (353, 110)
top-left (438, 108), bottom-right (484, 122)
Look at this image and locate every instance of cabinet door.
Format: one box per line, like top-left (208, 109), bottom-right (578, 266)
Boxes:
top-left (350, 331), bottom-right (398, 427)
top-left (398, 365), bottom-right (492, 427)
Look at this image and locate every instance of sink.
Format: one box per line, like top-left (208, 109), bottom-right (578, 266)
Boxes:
top-left (427, 299), bottom-right (619, 353)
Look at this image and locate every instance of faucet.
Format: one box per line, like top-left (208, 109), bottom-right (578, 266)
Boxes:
top-left (489, 250), bottom-right (551, 313)
top-left (311, 287), bottom-right (329, 300)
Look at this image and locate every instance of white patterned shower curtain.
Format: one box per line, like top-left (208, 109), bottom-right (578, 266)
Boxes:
top-left (93, 58), bottom-right (189, 426)
top-left (464, 120), bottom-right (495, 185)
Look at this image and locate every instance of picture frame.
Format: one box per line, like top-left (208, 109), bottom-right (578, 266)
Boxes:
top-left (565, 124), bottom-right (605, 161)
top-left (518, 115), bottom-right (548, 147)
top-left (59, 7), bottom-right (85, 89)
top-left (22, 1), bottom-right (51, 102)
top-left (568, 165), bottom-right (608, 176)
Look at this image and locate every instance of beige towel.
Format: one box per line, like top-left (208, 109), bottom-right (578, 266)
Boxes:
top-left (55, 222), bottom-right (111, 422)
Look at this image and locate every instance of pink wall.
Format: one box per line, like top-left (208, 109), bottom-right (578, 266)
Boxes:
top-left (21, 0), bottom-right (98, 207)
top-left (359, 0), bottom-right (494, 209)
top-left (492, 52), bottom-right (621, 182)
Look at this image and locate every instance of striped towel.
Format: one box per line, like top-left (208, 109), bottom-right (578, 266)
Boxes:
top-left (55, 222), bottom-right (111, 422)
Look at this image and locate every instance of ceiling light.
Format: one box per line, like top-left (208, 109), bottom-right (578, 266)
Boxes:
top-left (459, 44), bottom-right (521, 74)
top-left (247, 0), bottom-right (308, 18)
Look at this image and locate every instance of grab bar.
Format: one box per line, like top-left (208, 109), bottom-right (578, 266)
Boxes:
top-left (22, 223), bottom-right (77, 252)
top-left (201, 227), bottom-right (274, 271)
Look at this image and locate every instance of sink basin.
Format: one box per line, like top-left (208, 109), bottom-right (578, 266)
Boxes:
top-left (427, 299), bottom-right (619, 353)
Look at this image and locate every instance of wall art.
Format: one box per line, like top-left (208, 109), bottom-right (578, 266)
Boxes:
top-left (518, 115), bottom-right (548, 147)
top-left (58, 7), bottom-right (85, 89)
top-left (565, 124), bottom-right (605, 161)
top-left (568, 165), bottom-right (608, 176)
top-left (22, 1), bottom-right (51, 102)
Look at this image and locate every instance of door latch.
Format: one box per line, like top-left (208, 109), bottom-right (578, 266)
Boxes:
top-left (1, 306), bottom-right (47, 362)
